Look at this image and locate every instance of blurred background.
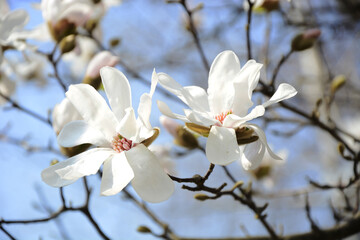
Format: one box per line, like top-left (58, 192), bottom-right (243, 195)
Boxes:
top-left (0, 0), bottom-right (360, 239)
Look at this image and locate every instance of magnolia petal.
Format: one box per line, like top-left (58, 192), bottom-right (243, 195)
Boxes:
top-left (240, 140), bottom-right (265, 170)
top-left (183, 86), bottom-right (210, 112)
top-left (66, 84), bottom-right (118, 141)
top-left (157, 72), bottom-right (209, 112)
top-left (223, 105), bottom-right (265, 128)
top-left (58, 120), bottom-right (110, 148)
top-left (41, 148), bottom-right (113, 187)
top-left (248, 124), bottom-right (282, 160)
top-left (184, 109), bottom-right (218, 127)
top-left (52, 98), bottom-right (82, 134)
top-left (101, 66), bottom-right (132, 122)
top-left (125, 144), bottom-right (174, 203)
top-left (206, 126), bottom-right (240, 165)
top-left (116, 107), bottom-right (139, 141)
top-left (232, 60), bottom-right (262, 116)
top-left (157, 100), bottom-right (189, 122)
top-left (0, 9), bottom-right (29, 43)
top-left (262, 83), bottom-right (297, 108)
top-left (100, 152), bottom-right (134, 196)
top-left (208, 50), bottom-right (240, 114)
top-left (137, 93), bottom-right (152, 129)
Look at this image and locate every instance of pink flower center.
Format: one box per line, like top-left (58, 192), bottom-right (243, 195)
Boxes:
top-left (214, 110), bottom-right (233, 124)
top-left (111, 134), bottom-right (133, 153)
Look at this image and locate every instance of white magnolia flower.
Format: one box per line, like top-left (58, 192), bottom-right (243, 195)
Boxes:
top-left (0, 9), bottom-right (29, 62)
top-left (157, 50), bottom-right (297, 170)
top-left (52, 98), bottom-right (82, 134)
top-left (42, 67), bottom-right (174, 203)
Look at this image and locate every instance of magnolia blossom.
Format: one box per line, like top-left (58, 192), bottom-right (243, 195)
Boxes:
top-left (157, 50), bottom-right (297, 170)
top-left (42, 67), bottom-right (174, 202)
top-left (52, 98), bottom-right (82, 134)
top-left (0, 9), bottom-right (29, 62)
top-left (85, 51), bottom-right (119, 79)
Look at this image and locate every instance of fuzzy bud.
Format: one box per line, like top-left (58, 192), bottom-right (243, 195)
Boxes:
top-left (83, 51), bottom-right (119, 89)
top-left (194, 193), bottom-right (211, 201)
top-left (330, 75), bottom-right (346, 95)
top-left (160, 116), bottom-right (199, 149)
top-left (291, 29), bottom-right (321, 52)
top-left (59, 34), bottom-right (76, 54)
top-left (49, 19), bottom-right (76, 42)
top-left (137, 226), bottom-right (152, 234)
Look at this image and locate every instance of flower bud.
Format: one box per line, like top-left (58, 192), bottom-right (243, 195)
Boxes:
top-left (83, 51), bottom-right (119, 89)
top-left (137, 226), bottom-right (152, 234)
top-left (330, 75), bottom-right (346, 95)
top-left (194, 193), bottom-right (211, 201)
top-left (160, 116), bottom-right (199, 149)
top-left (291, 29), bottom-right (321, 52)
top-left (48, 19), bottom-right (77, 42)
top-left (59, 34), bottom-right (76, 54)
top-left (244, 0), bottom-right (280, 13)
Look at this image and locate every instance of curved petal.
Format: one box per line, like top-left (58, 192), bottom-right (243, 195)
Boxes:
top-left (52, 98), bottom-right (82, 134)
top-left (184, 109), bottom-right (218, 127)
top-left (206, 126), bottom-right (240, 165)
top-left (240, 139), bottom-right (265, 170)
top-left (100, 66), bottom-right (132, 122)
top-left (116, 107), bottom-right (139, 141)
top-left (248, 124), bottom-right (282, 160)
top-left (183, 86), bottom-right (210, 112)
top-left (208, 51), bottom-right (240, 114)
top-left (0, 9), bottom-right (28, 43)
top-left (125, 144), bottom-right (174, 203)
top-left (157, 72), bottom-right (210, 112)
top-left (58, 120), bottom-right (110, 148)
top-left (232, 60), bottom-right (262, 116)
top-left (66, 84), bottom-right (118, 141)
top-left (41, 148), bottom-right (114, 187)
top-left (223, 105), bottom-right (265, 128)
top-left (262, 83), bottom-right (297, 108)
top-left (157, 100), bottom-right (189, 122)
top-left (100, 152), bottom-right (134, 196)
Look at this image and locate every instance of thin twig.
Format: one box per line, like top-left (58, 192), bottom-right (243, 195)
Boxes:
top-left (0, 91), bottom-right (52, 127)
top-left (246, 0), bottom-right (254, 60)
top-left (180, 0), bottom-right (210, 71)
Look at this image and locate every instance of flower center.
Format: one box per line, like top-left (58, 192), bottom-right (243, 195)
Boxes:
top-left (214, 110), bottom-right (233, 124)
top-left (111, 134), bottom-right (133, 153)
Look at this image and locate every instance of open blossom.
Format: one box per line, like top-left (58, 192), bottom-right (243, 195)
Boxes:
top-left (0, 9), bottom-right (29, 62)
top-left (157, 50), bottom-right (297, 170)
top-left (42, 67), bottom-right (174, 203)
top-left (52, 98), bottom-right (82, 135)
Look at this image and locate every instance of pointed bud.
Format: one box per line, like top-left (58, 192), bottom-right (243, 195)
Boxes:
top-left (59, 34), bottom-right (76, 54)
top-left (161, 116), bottom-right (199, 149)
top-left (83, 51), bottom-right (119, 89)
top-left (330, 75), bottom-right (346, 95)
top-left (109, 38), bottom-right (121, 48)
top-left (194, 193), bottom-right (211, 201)
top-left (50, 159), bottom-right (59, 166)
top-left (291, 29), bottom-right (321, 52)
top-left (48, 19), bottom-right (77, 42)
top-left (230, 181), bottom-right (244, 191)
top-left (137, 226), bottom-right (152, 234)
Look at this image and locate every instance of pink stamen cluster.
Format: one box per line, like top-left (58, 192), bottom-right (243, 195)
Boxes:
top-left (215, 110), bottom-right (233, 124)
top-left (111, 134), bottom-right (133, 153)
